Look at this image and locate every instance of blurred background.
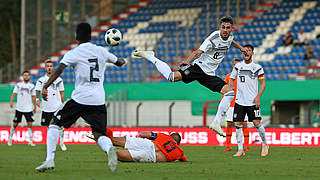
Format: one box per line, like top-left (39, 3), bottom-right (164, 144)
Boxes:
top-left (0, 0), bottom-right (319, 129)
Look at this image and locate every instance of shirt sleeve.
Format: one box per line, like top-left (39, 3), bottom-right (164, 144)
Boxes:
top-left (224, 74), bottom-right (230, 84)
top-left (230, 66), bottom-right (238, 79)
top-left (258, 66), bottom-right (265, 79)
top-left (179, 154), bottom-right (187, 162)
top-left (102, 48), bottom-right (118, 63)
top-left (35, 79), bottom-right (42, 91)
top-left (13, 84), bottom-right (18, 94)
top-left (60, 51), bottom-right (75, 67)
top-left (199, 34), bottom-right (213, 53)
top-left (31, 86), bottom-right (36, 96)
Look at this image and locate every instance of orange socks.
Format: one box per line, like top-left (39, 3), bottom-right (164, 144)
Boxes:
top-left (226, 126), bottom-right (232, 147)
top-left (243, 127), bottom-right (249, 147)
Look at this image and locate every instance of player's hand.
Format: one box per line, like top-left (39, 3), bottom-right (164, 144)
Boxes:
top-left (36, 100), bottom-right (41, 107)
top-left (42, 88), bottom-right (48, 101)
top-left (10, 102), bottom-right (13, 108)
top-left (33, 108), bottom-right (36, 113)
top-left (254, 96), bottom-right (260, 108)
top-left (177, 61), bottom-right (188, 67)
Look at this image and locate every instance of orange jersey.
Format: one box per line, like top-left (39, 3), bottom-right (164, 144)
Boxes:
top-left (152, 133), bottom-right (187, 162)
top-left (224, 73), bottom-right (237, 107)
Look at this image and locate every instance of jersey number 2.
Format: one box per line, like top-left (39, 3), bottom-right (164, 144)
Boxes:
top-left (88, 58), bottom-right (99, 82)
top-left (163, 141), bottom-right (177, 153)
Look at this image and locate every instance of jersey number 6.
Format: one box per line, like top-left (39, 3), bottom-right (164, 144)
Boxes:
top-left (88, 58), bottom-right (99, 82)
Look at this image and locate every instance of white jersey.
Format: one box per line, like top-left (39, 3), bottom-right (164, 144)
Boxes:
top-left (60, 42), bottom-right (117, 105)
top-left (13, 81), bottom-right (36, 112)
top-left (193, 30), bottom-right (234, 76)
top-left (230, 61), bottom-right (264, 106)
top-left (35, 75), bottom-right (64, 112)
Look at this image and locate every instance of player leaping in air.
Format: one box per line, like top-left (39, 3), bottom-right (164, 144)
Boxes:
top-left (133, 16), bottom-right (247, 137)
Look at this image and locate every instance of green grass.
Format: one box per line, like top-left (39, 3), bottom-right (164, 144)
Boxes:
top-left (0, 144), bottom-right (319, 180)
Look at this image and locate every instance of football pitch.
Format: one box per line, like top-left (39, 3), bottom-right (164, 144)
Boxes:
top-left (0, 144), bottom-right (319, 180)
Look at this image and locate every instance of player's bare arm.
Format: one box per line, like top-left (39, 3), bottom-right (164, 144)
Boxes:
top-left (178, 49), bottom-right (204, 66)
top-left (60, 91), bottom-right (66, 103)
top-left (254, 78), bottom-right (266, 108)
top-left (138, 131), bottom-right (152, 138)
top-left (42, 63), bottom-right (67, 101)
top-left (229, 78), bottom-right (235, 90)
top-left (114, 58), bottom-right (126, 66)
top-left (231, 40), bottom-right (246, 53)
top-left (32, 95), bottom-right (37, 113)
top-left (10, 93), bottom-right (16, 108)
top-left (36, 90), bottom-right (41, 107)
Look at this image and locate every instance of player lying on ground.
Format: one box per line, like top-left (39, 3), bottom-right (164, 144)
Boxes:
top-left (35, 60), bottom-right (67, 151)
top-left (110, 131), bottom-right (187, 162)
top-left (133, 16), bottom-right (249, 137)
top-left (224, 59), bottom-right (250, 152)
top-left (229, 44), bottom-right (268, 157)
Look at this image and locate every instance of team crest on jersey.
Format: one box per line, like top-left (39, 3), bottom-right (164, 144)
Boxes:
top-left (233, 113), bottom-right (237, 118)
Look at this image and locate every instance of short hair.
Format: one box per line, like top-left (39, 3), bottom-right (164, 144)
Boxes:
top-left (220, 16), bottom-right (233, 25)
top-left (76, 23), bottom-right (91, 42)
top-left (244, 44), bottom-right (254, 51)
top-left (45, 60), bottom-right (53, 64)
top-left (233, 58), bottom-right (241, 62)
top-left (22, 70), bottom-right (30, 75)
top-left (170, 133), bottom-right (182, 145)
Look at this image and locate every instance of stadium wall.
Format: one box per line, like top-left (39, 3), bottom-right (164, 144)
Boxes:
top-left (1, 80), bottom-right (320, 116)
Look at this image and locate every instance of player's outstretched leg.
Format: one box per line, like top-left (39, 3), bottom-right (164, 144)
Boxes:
top-left (59, 127), bottom-right (67, 151)
top-left (132, 50), bottom-right (175, 82)
top-left (35, 124), bottom-right (60, 172)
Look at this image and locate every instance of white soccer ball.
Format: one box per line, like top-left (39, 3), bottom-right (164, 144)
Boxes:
top-left (105, 28), bottom-right (122, 46)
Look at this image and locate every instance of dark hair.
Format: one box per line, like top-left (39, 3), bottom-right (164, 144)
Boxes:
top-left (233, 58), bottom-right (242, 62)
top-left (45, 60), bottom-right (53, 64)
top-left (170, 133), bottom-right (182, 145)
top-left (220, 16), bottom-right (233, 25)
top-left (76, 23), bottom-right (91, 42)
top-left (244, 44), bottom-right (254, 51)
top-left (22, 70), bottom-right (30, 75)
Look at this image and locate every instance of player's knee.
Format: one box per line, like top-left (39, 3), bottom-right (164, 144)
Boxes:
top-left (172, 72), bottom-right (182, 82)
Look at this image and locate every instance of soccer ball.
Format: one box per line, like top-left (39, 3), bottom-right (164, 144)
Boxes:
top-left (105, 28), bottom-right (122, 46)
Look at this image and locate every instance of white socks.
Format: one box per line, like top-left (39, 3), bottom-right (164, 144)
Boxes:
top-left (256, 124), bottom-right (267, 145)
top-left (28, 128), bottom-right (33, 143)
top-left (146, 55), bottom-right (174, 81)
top-left (9, 126), bottom-right (15, 141)
top-left (59, 127), bottom-right (64, 145)
top-left (214, 91), bottom-right (235, 124)
top-left (97, 136), bottom-right (113, 155)
top-left (46, 125), bottom-right (60, 161)
top-left (236, 127), bottom-right (243, 151)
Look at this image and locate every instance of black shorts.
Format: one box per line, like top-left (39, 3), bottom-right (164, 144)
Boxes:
top-left (53, 99), bottom-right (107, 135)
top-left (41, 112), bottom-right (55, 126)
top-left (233, 103), bottom-right (262, 122)
top-left (13, 110), bottom-right (34, 123)
top-left (178, 64), bottom-right (227, 93)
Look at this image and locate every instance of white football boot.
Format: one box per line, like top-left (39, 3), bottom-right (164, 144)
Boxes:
top-left (60, 143), bottom-right (67, 151)
top-left (132, 50), bottom-right (155, 59)
top-left (35, 159), bottom-right (55, 172)
top-left (209, 123), bottom-right (226, 137)
top-left (108, 146), bottom-right (118, 172)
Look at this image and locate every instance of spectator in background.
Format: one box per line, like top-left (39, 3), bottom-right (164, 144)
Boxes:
top-left (296, 29), bottom-right (307, 46)
top-left (304, 44), bottom-right (315, 66)
top-left (282, 31), bottom-right (294, 46)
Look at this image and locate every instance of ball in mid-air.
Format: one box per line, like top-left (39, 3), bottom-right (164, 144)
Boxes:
top-left (105, 28), bottom-right (122, 46)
